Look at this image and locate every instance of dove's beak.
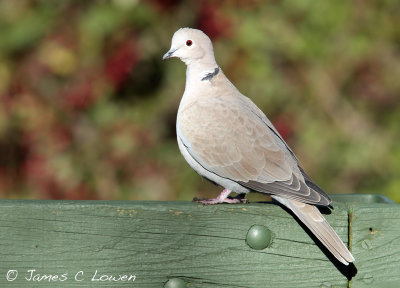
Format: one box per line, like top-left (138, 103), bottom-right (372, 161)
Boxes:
top-left (162, 48), bottom-right (177, 60)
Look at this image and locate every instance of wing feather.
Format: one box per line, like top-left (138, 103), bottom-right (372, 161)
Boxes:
top-left (178, 94), bottom-right (331, 206)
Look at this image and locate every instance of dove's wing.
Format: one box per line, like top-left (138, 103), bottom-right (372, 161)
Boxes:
top-left (177, 93), bottom-right (330, 206)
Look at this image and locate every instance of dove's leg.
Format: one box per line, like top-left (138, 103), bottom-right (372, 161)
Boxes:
top-left (194, 189), bottom-right (248, 204)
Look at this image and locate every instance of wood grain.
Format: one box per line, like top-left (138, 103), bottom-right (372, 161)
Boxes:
top-left (0, 196), bottom-right (396, 287)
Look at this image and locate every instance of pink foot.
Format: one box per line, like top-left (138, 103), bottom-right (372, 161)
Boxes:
top-left (193, 189), bottom-right (248, 205)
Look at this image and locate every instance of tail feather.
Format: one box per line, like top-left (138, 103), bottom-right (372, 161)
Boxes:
top-left (272, 196), bottom-right (355, 265)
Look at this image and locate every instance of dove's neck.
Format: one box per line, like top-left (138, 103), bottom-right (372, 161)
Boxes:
top-left (177, 60), bottom-right (219, 112)
top-left (185, 59), bottom-right (219, 85)
top-left (180, 61), bottom-right (219, 106)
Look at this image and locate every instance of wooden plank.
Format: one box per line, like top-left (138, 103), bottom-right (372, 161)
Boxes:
top-left (350, 202), bottom-right (400, 288)
top-left (0, 200), bottom-right (352, 287)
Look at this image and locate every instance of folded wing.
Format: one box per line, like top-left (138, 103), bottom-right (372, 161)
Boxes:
top-left (177, 95), bottom-right (331, 206)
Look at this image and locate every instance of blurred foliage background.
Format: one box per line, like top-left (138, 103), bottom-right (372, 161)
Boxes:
top-left (0, 0), bottom-right (399, 202)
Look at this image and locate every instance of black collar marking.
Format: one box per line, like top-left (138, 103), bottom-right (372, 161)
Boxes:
top-left (201, 67), bottom-right (220, 81)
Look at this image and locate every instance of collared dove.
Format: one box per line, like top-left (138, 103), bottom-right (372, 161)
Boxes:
top-left (163, 28), bottom-right (354, 265)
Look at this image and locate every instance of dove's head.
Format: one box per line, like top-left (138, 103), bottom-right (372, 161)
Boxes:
top-left (163, 28), bottom-right (216, 66)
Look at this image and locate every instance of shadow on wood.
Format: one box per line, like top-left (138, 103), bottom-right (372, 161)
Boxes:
top-left (272, 198), bottom-right (358, 280)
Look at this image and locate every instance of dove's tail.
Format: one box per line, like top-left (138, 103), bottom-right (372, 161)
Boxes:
top-left (272, 196), bottom-right (355, 265)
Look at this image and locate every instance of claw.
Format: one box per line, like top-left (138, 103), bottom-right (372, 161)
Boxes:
top-left (193, 189), bottom-right (248, 205)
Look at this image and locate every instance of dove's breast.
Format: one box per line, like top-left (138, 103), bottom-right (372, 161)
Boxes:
top-left (176, 95), bottom-right (251, 193)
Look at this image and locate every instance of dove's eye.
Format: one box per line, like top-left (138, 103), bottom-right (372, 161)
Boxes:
top-left (186, 40), bottom-right (193, 46)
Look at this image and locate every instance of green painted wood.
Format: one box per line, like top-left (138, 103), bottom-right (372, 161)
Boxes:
top-left (0, 195), bottom-right (397, 287)
top-left (349, 202), bottom-right (400, 288)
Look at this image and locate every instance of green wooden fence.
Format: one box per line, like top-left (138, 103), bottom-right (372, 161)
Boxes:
top-left (0, 194), bottom-right (398, 287)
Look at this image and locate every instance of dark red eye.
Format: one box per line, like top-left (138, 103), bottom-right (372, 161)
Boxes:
top-left (186, 40), bottom-right (192, 46)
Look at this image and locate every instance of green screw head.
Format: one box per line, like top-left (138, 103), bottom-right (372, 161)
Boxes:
top-left (164, 278), bottom-right (186, 288)
top-left (246, 224), bottom-right (272, 250)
